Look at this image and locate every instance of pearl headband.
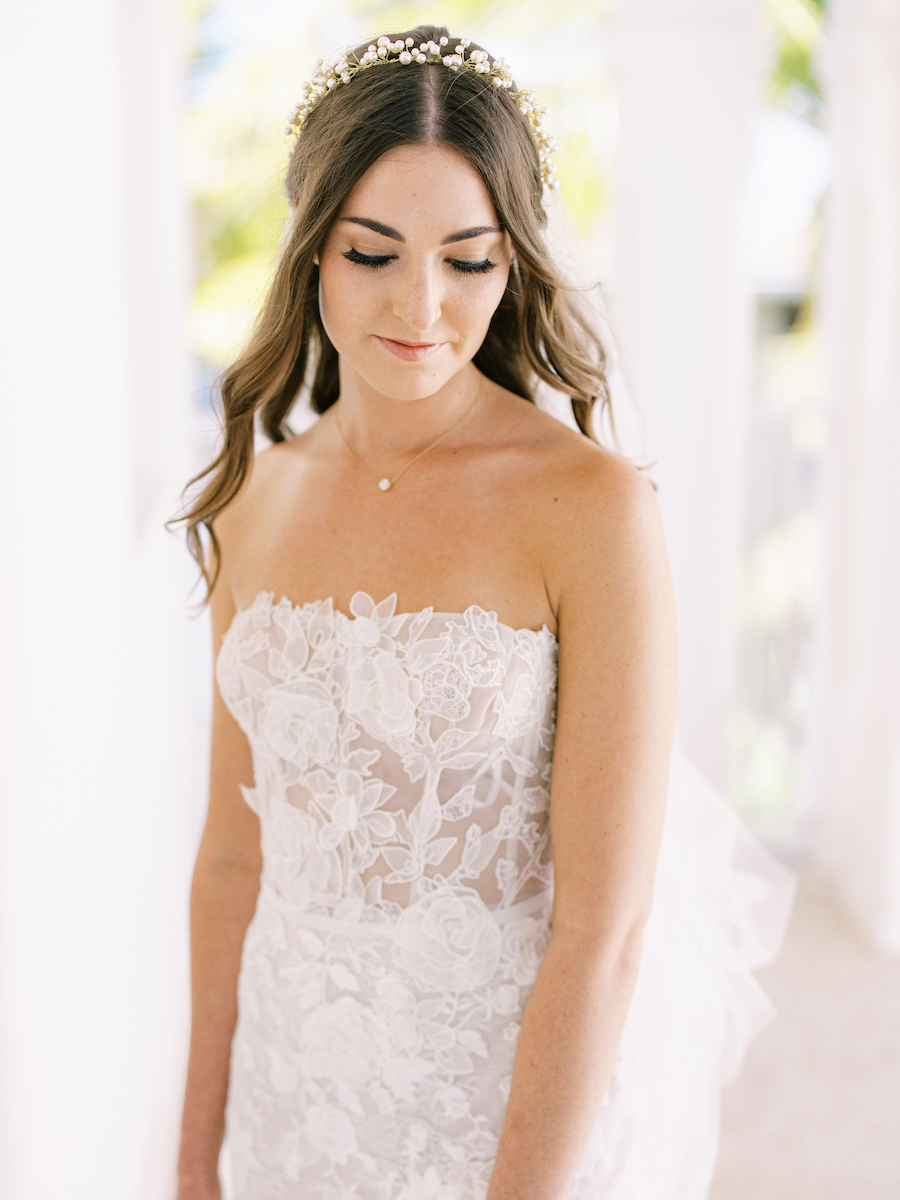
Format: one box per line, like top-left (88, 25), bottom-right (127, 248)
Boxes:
top-left (285, 35), bottom-right (559, 189)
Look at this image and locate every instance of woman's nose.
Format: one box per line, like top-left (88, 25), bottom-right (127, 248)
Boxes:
top-left (392, 261), bottom-right (442, 333)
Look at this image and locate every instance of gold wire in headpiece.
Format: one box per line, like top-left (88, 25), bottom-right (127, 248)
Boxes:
top-left (285, 36), bottom-right (559, 189)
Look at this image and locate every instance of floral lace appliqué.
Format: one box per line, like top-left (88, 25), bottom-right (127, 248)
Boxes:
top-left (217, 593), bottom-right (632, 1199)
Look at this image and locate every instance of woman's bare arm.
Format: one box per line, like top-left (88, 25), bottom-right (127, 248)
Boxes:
top-left (486, 456), bottom-right (677, 1200)
top-left (177, 576), bottom-right (262, 1197)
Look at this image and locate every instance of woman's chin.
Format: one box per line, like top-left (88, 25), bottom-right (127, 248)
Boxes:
top-left (353, 361), bottom-right (469, 403)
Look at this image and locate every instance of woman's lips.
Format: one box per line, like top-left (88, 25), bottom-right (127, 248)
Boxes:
top-left (375, 336), bottom-right (444, 362)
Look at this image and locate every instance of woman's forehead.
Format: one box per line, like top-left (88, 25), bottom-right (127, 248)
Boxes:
top-left (339, 144), bottom-right (499, 231)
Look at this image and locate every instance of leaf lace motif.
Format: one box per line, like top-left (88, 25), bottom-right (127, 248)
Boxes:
top-left (216, 593), bottom-right (632, 1197)
top-left (216, 591), bottom-right (559, 919)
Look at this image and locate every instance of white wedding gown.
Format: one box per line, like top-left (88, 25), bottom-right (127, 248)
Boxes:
top-left (216, 590), bottom-right (795, 1200)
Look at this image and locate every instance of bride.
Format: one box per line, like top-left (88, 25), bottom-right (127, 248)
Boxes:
top-left (175, 26), bottom-right (793, 1200)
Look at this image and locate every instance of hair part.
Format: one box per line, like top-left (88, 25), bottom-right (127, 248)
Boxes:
top-left (173, 24), bottom-right (615, 598)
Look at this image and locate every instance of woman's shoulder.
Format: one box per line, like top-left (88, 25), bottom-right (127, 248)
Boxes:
top-left (502, 394), bottom-right (656, 526)
top-left (211, 434), bottom-right (312, 559)
top-left (502, 397), bottom-right (665, 611)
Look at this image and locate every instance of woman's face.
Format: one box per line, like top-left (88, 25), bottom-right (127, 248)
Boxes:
top-left (316, 143), bottom-right (515, 402)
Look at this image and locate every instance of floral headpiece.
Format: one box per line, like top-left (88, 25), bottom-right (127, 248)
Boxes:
top-left (285, 35), bottom-right (559, 188)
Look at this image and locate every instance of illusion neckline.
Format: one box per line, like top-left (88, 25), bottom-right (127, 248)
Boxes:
top-left (239, 589), bottom-right (559, 644)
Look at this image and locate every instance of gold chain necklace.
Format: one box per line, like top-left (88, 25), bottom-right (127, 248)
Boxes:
top-left (335, 379), bottom-right (483, 492)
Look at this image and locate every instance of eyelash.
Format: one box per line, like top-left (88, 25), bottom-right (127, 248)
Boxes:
top-left (342, 247), bottom-right (497, 275)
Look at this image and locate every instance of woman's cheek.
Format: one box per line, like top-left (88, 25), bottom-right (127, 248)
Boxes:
top-left (464, 271), bottom-right (510, 335)
top-left (318, 262), bottom-right (367, 350)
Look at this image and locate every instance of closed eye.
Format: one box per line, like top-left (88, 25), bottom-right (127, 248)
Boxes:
top-left (342, 247), bottom-right (497, 276)
top-left (343, 248), bottom-right (394, 270)
top-left (451, 258), bottom-right (496, 275)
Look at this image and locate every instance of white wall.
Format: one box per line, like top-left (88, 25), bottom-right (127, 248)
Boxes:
top-left (0, 2), bottom-right (204, 1196)
top-left (608, 0), bottom-right (771, 788)
top-left (808, 0), bottom-right (900, 954)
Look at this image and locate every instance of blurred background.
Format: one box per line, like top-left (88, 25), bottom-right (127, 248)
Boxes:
top-left (1, 0), bottom-right (898, 1196)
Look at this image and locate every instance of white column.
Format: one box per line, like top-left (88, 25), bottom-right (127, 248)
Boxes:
top-left (0, 1), bottom-right (200, 1196)
top-left (608, 0), bottom-right (770, 787)
top-left (808, 0), bottom-right (900, 954)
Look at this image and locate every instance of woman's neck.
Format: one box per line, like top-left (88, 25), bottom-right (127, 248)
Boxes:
top-left (332, 363), bottom-right (484, 461)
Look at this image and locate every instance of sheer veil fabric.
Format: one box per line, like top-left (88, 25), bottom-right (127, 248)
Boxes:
top-left (534, 185), bottom-right (648, 463)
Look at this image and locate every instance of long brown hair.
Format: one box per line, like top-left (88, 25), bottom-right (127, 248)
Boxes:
top-left (175, 24), bottom-right (614, 596)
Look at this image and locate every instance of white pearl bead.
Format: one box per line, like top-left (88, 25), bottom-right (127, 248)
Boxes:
top-left (379, 478), bottom-right (391, 491)
top-left (399, 51), bottom-right (412, 63)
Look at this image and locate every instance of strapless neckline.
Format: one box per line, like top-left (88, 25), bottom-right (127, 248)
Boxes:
top-left (233, 588), bottom-right (559, 644)
top-left (216, 584), bottom-right (559, 921)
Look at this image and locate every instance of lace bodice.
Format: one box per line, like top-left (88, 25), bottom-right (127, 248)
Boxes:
top-left (216, 591), bottom-right (558, 924)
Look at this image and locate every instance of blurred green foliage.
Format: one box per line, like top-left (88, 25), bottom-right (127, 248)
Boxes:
top-left (186, 40), bottom-right (297, 363)
top-left (766, 0), bottom-right (826, 120)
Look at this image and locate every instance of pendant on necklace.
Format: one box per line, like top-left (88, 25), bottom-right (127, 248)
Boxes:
top-left (379, 478), bottom-right (392, 491)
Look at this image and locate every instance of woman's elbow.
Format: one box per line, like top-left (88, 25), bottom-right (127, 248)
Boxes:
top-left (548, 909), bottom-right (649, 982)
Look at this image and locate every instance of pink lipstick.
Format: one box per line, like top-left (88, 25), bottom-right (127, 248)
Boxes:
top-left (376, 336), bottom-right (444, 362)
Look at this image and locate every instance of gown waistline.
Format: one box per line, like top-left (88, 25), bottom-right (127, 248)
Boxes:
top-left (257, 880), bottom-right (553, 939)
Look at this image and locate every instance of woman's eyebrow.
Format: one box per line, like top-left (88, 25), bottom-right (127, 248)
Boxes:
top-left (442, 226), bottom-right (502, 244)
top-left (341, 217), bottom-right (501, 244)
top-left (342, 217), bottom-right (404, 241)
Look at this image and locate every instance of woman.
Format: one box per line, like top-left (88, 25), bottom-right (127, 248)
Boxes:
top-left (176, 26), bottom-right (793, 1200)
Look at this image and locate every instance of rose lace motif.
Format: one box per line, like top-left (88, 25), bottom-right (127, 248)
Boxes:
top-left (217, 592), bottom-right (631, 1199)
